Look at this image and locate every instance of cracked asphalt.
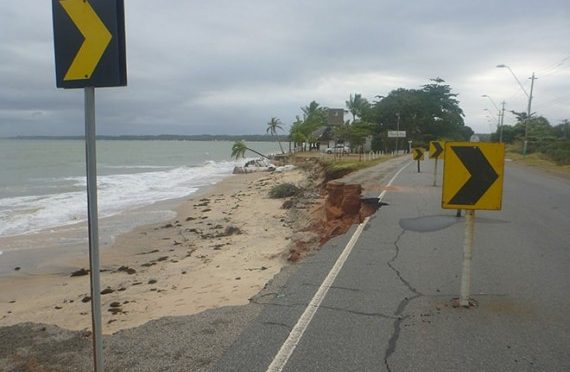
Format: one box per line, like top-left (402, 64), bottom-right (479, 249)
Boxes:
top-left (213, 157), bottom-right (570, 371)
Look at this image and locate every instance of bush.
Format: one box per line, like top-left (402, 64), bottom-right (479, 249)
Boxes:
top-left (535, 139), bottom-right (570, 165)
top-left (269, 183), bottom-right (300, 198)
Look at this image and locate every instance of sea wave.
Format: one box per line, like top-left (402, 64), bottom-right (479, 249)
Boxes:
top-left (0, 160), bottom-right (237, 237)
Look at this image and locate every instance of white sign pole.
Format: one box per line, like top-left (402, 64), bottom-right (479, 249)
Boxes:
top-left (433, 158), bottom-right (438, 186)
top-left (84, 86), bottom-right (104, 371)
top-left (459, 210), bottom-right (475, 307)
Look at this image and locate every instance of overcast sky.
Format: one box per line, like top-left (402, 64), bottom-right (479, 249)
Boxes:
top-left (1, 0), bottom-right (569, 137)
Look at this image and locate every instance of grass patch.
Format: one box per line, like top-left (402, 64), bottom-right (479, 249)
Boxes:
top-left (506, 150), bottom-right (570, 177)
top-left (290, 151), bottom-right (393, 181)
top-left (269, 183), bottom-right (301, 198)
top-left (324, 156), bottom-right (390, 181)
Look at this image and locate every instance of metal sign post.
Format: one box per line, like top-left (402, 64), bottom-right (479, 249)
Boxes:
top-left (441, 142), bottom-right (505, 307)
top-left (459, 210), bottom-right (475, 306)
top-left (433, 158), bottom-right (438, 186)
top-left (52, 1), bottom-right (127, 370)
top-left (412, 148), bottom-right (424, 172)
top-left (429, 141), bottom-right (444, 186)
top-left (84, 86), bottom-right (104, 371)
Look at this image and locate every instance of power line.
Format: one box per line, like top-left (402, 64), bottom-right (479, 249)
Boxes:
top-left (533, 93), bottom-right (570, 111)
top-left (537, 55), bottom-right (570, 77)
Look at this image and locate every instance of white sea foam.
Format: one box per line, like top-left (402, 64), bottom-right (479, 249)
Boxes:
top-left (101, 165), bottom-right (174, 170)
top-left (0, 160), bottom-right (237, 237)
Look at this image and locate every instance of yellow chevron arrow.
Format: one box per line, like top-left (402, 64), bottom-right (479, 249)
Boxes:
top-left (60, 0), bottom-right (112, 81)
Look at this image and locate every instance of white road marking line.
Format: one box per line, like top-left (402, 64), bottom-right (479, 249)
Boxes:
top-left (266, 161), bottom-right (411, 372)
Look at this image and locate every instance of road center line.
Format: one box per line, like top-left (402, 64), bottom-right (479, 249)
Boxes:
top-left (266, 161), bottom-right (411, 372)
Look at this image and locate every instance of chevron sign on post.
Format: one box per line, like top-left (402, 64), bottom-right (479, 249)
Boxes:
top-left (429, 141), bottom-right (444, 159)
top-left (429, 141), bottom-right (444, 186)
top-left (51, 1), bottom-right (127, 369)
top-left (442, 142), bottom-right (505, 210)
top-left (412, 148), bottom-right (424, 173)
top-left (441, 142), bottom-right (505, 308)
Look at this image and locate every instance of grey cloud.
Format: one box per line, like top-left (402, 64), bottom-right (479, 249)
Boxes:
top-left (1, 0), bottom-right (569, 136)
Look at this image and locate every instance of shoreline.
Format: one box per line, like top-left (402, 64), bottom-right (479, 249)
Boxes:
top-left (0, 175), bottom-right (229, 278)
top-left (0, 167), bottom-right (313, 334)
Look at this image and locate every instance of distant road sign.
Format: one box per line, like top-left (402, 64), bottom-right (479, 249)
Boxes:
top-left (442, 142), bottom-right (505, 210)
top-left (412, 148), bottom-right (424, 160)
top-left (52, 0), bottom-right (126, 88)
top-left (388, 131), bottom-right (406, 138)
top-left (429, 141), bottom-right (444, 159)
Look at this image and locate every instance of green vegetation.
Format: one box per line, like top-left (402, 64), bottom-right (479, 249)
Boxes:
top-left (365, 78), bottom-right (472, 149)
top-left (496, 117), bottom-right (570, 165)
top-left (268, 183), bottom-right (300, 198)
top-left (230, 140), bottom-right (269, 160)
top-left (506, 146), bottom-right (570, 176)
top-left (266, 117), bottom-right (285, 154)
top-left (286, 77), bottom-right (473, 156)
top-left (289, 101), bottom-right (328, 151)
top-left (321, 156), bottom-right (390, 181)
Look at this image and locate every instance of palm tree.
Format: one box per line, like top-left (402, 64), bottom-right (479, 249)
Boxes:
top-left (231, 140), bottom-right (269, 160)
top-left (289, 118), bottom-right (307, 152)
top-left (301, 101), bottom-right (322, 119)
top-left (266, 117), bottom-right (285, 154)
top-left (345, 93), bottom-right (370, 123)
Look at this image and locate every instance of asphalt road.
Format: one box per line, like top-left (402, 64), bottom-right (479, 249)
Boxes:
top-left (213, 156), bottom-right (570, 372)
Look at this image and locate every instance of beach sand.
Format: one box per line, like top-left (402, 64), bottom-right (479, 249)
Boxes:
top-left (0, 168), bottom-right (317, 335)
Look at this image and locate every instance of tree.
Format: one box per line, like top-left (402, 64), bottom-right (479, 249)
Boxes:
top-left (301, 101), bottom-right (324, 119)
top-left (332, 121), bottom-right (353, 145)
top-left (301, 101), bottom-right (327, 130)
top-left (345, 93), bottom-right (370, 123)
top-left (369, 78), bottom-right (471, 142)
top-left (231, 140), bottom-right (269, 160)
top-left (527, 117), bottom-right (554, 138)
top-left (349, 121), bottom-right (374, 160)
top-left (510, 112), bottom-right (554, 139)
top-left (553, 120), bottom-right (569, 139)
top-left (420, 78), bottom-right (466, 139)
top-left (289, 116), bottom-right (307, 151)
top-left (292, 101), bottom-right (327, 151)
top-left (266, 117), bottom-right (285, 154)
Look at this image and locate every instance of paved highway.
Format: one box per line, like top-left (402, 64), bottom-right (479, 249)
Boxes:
top-left (213, 156), bottom-right (570, 372)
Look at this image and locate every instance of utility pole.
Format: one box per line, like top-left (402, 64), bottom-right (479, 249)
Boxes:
top-left (500, 101), bottom-right (506, 143)
top-left (523, 73), bottom-right (537, 155)
top-left (482, 95), bottom-right (501, 142)
top-left (496, 65), bottom-right (537, 155)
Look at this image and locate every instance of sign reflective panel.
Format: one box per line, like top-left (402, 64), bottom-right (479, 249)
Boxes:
top-left (412, 148), bottom-right (424, 160)
top-left (442, 142), bottom-right (505, 210)
top-left (52, 0), bottom-right (126, 88)
top-left (429, 141), bottom-right (444, 159)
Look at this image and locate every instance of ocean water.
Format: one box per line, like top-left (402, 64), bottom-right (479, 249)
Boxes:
top-left (0, 139), bottom-right (281, 269)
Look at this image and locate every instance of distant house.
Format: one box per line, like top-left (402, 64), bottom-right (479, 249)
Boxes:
top-left (312, 108), bottom-right (346, 150)
top-left (327, 108), bottom-right (345, 126)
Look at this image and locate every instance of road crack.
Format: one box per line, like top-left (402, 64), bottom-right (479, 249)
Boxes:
top-left (384, 229), bottom-right (424, 372)
top-left (319, 305), bottom-right (397, 320)
top-left (387, 230), bottom-right (423, 296)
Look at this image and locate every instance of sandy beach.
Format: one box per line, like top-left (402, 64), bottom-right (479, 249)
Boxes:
top-left (0, 167), bottom-right (318, 334)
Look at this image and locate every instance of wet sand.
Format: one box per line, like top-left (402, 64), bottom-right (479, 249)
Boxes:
top-left (0, 169), bottom-right (312, 334)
